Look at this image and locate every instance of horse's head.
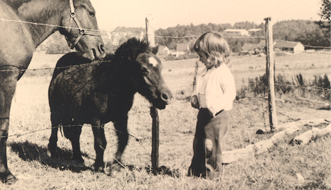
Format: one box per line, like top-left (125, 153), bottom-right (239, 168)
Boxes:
top-left (136, 47), bottom-right (173, 109)
top-left (115, 38), bottom-right (173, 109)
top-left (59, 0), bottom-right (105, 60)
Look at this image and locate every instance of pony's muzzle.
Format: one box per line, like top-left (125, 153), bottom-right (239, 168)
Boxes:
top-left (161, 91), bottom-right (173, 105)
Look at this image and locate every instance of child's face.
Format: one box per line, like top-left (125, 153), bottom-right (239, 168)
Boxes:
top-left (197, 50), bottom-right (214, 69)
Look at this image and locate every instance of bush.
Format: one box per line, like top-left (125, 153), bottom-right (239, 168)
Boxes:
top-left (238, 73), bottom-right (331, 101)
top-left (164, 53), bottom-right (198, 61)
top-left (275, 51), bottom-right (288, 56)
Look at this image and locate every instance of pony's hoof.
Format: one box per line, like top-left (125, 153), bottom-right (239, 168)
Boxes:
top-left (71, 156), bottom-right (84, 164)
top-left (111, 162), bottom-right (123, 172)
top-left (47, 148), bottom-right (58, 158)
top-left (1, 173), bottom-right (18, 185)
top-left (106, 162), bottom-right (123, 177)
top-left (92, 162), bottom-right (105, 173)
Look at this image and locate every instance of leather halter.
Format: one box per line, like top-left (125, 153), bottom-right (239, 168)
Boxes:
top-left (66, 0), bottom-right (99, 49)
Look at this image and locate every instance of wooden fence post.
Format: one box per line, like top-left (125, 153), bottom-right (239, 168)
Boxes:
top-left (146, 15), bottom-right (159, 173)
top-left (145, 15), bottom-right (155, 46)
top-left (265, 17), bottom-right (278, 132)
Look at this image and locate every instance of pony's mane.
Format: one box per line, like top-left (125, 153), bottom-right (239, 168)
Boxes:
top-left (113, 38), bottom-right (151, 61)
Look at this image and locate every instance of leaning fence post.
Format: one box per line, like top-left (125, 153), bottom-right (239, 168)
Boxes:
top-left (146, 15), bottom-right (159, 173)
top-left (265, 17), bottom-right (278, 132)
top-left (150, 106), bottom-right (159, 174)
top-left (193, 61), bottom-right (199, 91)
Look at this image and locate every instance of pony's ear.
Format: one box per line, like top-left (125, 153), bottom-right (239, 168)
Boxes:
top-left (151, 45), bottom-right (159, 55)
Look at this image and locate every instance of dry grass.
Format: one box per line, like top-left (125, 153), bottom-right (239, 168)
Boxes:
top-left (2, 52), bottom-right (331, 189)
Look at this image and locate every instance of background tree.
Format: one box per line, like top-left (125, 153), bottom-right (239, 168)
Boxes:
top-left (318, 0), bottom-right (330, 32)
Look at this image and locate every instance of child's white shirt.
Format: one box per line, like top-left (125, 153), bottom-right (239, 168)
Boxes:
top-left (193, 63), bottom-right (236, 116)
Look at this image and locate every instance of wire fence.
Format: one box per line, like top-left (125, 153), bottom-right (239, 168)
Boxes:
top-left (1, 16), bottom-right (330, 150)
top-left (2, 16), bottom-right (329, 48)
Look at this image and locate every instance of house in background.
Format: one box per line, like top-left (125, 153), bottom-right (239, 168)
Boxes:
top-left (242, 43), bottom-right (256, 53)
top-left (157, 45), bottom-right (170, 58)
top-left (242, 40), bottom-right (266, 54)
top-left (242, 40), bottom-right (305, 54)
top-left (274, 41), bottom-right (305, 53)
top-left (176, 43), bottom-right (190, 57)
top-left (224, 29), bottom-right (249, 36)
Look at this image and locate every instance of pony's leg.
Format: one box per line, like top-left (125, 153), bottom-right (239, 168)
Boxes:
top-left (112, 118), bottom-right (129, 171)
top-left (68, 125), bottom-right (84, 163)
top-left (47, 113), bottom-right (60, 158)
top-left (91, 121), bottom-right (107, 172)
top-left (0, 68), bottom-right (19, 184)
top-left (62, 119), bottom-right (84, 163)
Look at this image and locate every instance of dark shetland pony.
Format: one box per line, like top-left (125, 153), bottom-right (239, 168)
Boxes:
top-left (47, 38), bottom-right (173, 174)
top-left (0, 0), bottom-right (105, 184)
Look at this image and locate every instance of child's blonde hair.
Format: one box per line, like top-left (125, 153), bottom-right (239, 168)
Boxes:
top-left (194, 31), bottom-right (231, 67)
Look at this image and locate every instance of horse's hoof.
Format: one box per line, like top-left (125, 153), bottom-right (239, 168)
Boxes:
top-left (1, 173), bottom-right (18, 185)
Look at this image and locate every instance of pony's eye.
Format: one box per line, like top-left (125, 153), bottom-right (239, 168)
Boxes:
top-left (89, 12), bottom-right (95, 17)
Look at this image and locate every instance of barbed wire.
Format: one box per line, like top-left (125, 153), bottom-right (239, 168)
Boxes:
top-left (0, 17), bottom-right (101, 33)
top-left (4, 123), bottom-right (146, 143)
top-left (0, 59), bottom-right (115, 72)
top-left (2, 16), bottom-right (329, 50)
top-left (155, 35), bottom-right (265, 40)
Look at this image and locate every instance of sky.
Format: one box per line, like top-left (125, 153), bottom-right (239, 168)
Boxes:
top-left (90, 0), bottom-right (322, 32)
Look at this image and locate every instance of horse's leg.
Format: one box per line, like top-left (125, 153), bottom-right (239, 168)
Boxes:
top-left (47, 112), bottom-right (61, 158)
top-left (91, 121), bottom-right (107, 172)
top-left (0, 69), bottom-right (19, 184)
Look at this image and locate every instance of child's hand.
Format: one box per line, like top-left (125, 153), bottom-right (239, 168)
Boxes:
top-left (191, 95), bottom-right (199, 109)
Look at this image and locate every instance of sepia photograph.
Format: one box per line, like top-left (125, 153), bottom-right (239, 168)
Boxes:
top-left (0, 0), bottom-right (330, 189)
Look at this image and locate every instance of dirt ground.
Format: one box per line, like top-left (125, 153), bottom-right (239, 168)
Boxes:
top-left (1, 52), bottom-right (330, 189)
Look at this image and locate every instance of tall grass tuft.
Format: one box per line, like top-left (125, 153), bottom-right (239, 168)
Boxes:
top-left (238, 73), bottom-right (331, 101)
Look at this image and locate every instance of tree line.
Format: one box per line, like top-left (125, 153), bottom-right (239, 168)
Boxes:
top-left (41, 20), bottom-right (330, 54)
top-left (155, 20), bottom-right (330, 52)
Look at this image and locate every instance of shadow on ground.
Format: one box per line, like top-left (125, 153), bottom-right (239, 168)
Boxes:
top-left (9, 141), bottom-right (181, 178)
top-left (126, 165), bottom-right (180, 178)
top-left (9, 141), bottom-right (92, 173)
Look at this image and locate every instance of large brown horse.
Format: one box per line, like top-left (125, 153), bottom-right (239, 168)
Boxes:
top-left (0, 0), bottom-right (105, 184)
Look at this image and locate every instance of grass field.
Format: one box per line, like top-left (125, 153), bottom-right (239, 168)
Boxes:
top-left (2, 52), bottom-right (331, 189)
